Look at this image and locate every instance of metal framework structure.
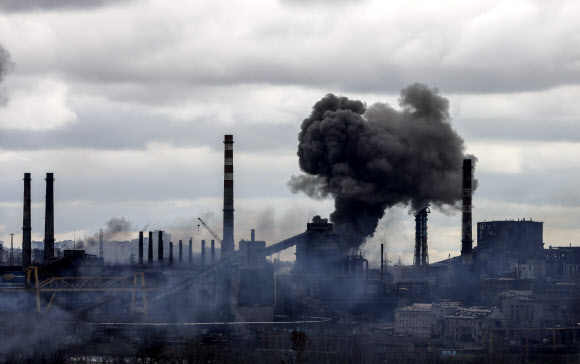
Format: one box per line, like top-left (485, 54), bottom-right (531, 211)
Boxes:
top-left (18, 267), bottom-right (152, 314)
top-left (413, 206), bottom-right (430, 266)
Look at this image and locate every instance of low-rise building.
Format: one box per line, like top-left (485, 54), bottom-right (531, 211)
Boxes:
top-left (444, 307), bottom-right (505, 342)
top-left (395, 301), bottom-right (461, 337)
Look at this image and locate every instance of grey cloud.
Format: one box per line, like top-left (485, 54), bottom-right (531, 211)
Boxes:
top-left (0, 0), bottom-right (133, 12)
top-left (457, 118), bottom-right (580, 143)
top-left (57, 59), bottom-right (580, 95)
top-left (0, 105), bottom-right (299, 152)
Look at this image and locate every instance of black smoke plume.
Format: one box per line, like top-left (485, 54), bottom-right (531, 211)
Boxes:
top-left (289, 83), bottom-right (475, 249)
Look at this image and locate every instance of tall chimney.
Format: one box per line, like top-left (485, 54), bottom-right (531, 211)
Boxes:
top-left (169, 242), bottom-right (174, 266)
top-left (138, 231), bottom-right (144, 265)
top-left (201, 240), bottom-right (206, 266)
top-left (222, 134), bottom-right (235, 257)
top-left (44, 173), bottom-right (55, 262)
top-left (414, 213), bottom-right (421, 266)
top-left (22, 173), bottom-right (31, 269)
top-left (251, 229), bottom-right (255, 242)
top-left (179, 240), bottom-right (183, 263)
top-left (148, 231), bottom-right (153, 264)
top-left (158, 230), bottom-right (164, 265)
top-left (211, 240), bottom-right (215, 265)
top-left (461, 158), bottom-right (473, 264)
top-left (188, 238), bottom-right (192, 263)
top-left (420, 208), bottom-right (429, 266)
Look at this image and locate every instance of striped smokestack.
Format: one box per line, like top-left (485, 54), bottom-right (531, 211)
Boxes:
top-left (22, 173), bottom-right (31, 269)
top-left (222, 134), bottom-right (235, 257)
top-left (461, 158), bottom-right (473, 264)
top-left (44, 173), bottom-right (55, 262)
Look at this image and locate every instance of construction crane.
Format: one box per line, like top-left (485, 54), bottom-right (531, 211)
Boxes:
top-left (197, 218), bottom-right (222, 245)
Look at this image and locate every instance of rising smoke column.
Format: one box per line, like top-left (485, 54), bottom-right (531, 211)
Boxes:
top-left (289, 83), bottom-right (475, 249)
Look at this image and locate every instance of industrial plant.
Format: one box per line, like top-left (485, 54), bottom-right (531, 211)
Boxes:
top-left (0, 131), bottom-right (578, 363)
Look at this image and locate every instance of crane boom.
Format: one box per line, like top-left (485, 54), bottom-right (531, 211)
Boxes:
top-left (197, 218), bottom-right (222, 244)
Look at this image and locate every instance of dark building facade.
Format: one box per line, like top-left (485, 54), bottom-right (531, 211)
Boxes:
top-left (295, 216), bottom-right (342, 275)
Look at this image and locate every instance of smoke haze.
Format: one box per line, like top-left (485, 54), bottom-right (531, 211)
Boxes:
top-left (0, 44), bottom-right (13, 106)
top-left (289, 83), bottom-right (475, 249)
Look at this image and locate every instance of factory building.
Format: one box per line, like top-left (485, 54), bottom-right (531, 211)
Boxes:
top-left (294, 216), bottom-right (342, 275)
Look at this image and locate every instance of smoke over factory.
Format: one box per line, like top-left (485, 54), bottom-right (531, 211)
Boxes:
top-left (0, 86), bottom-right (579, 363)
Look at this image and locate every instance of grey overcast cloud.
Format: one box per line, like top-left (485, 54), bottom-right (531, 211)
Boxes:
top-left (1, 0), bottom-right (579, 264)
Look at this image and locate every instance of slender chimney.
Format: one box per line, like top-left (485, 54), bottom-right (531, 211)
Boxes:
top-left (211, 240), bottom-right (215, 265)
top-left (148, 231), bottom-right (153, 264)
top-left (158, 230), bottom-right (164, 265)
top-left (22, 173), bottom-right (31, 269)
top-left (179, 240), bottom-right (183, 263)
top-left (380, 243), bottom-right (384, 283)
top-left (222, 134), bottom-right (235, 257)
top-left (251, 229), bottom-right (255, 242)
top-left (461, 158), bottom-right (473, 264)
top-left (138, 231), bottom-right (144, 265)
top-left (188, 238), bottom-right (192, 263)
top-left (201, 240), bottom-right (206, 266)
top-left (169, 242), bottom-right (174, 266)
top-left (44, 173), bottom-right (55, 262)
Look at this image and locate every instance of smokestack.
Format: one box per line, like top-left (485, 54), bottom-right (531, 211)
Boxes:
top-left (188, 238), bottom-right (192, 263)
top-left (138, 231), bottom-right (144, 265)
top-left (380, 243), bottom-right (384, 283)
top-left (222, 134), bottom-right (235, 257)
top-left (461, 158), bottom-right (473, 264)
top-left (169, 242), bottom-right (174, 266)
top-left (22, 173), bottom-right (31, 269)
top-left (421, 209), bottom-right (429, 266)
top-left (211, 240), bottom-right (215, 265)
top-left (251, 229), bottom-right (255, 242)
top-left (201, 240), bottom-right (206, 266)
top-left (413, 207), bottom-right (429, 266)
top-left (179, 240), bottom-right (183, 263)
top-left (148, 231), bottom-right (153, 264)
top-left (158, 230), bottom-right (164, 265)
top-left (414, 213), bottom-right (421, 266)
top-left (43, 173), bottom-right (55, 262)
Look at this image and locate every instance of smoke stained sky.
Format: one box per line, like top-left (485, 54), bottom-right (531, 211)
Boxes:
top-left (1, 1), bottom-right (580, 264)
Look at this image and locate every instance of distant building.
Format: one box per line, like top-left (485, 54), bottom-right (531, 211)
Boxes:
top-left (498, 290), bottom-right (543, 327)
top-left (475, 219), bottom-right (544, 276)
top-left (444, 307), bottom-right (505, 342)
top-left (395, 301), bottom-right (461, 337)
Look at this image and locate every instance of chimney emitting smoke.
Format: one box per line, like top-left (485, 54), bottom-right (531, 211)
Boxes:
top-left (461, 158), bottom-right (473, 263)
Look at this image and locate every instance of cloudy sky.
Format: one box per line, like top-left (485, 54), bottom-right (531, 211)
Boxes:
top-left (0, 0), bottom-right (579, 264)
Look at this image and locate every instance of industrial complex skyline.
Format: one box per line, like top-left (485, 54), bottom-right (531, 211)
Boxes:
top-left (1, 1), bottom-right (580, 265)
